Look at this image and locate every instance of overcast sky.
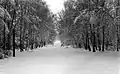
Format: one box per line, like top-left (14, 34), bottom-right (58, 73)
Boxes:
top-left (44, 0), bottom-right (66, 14)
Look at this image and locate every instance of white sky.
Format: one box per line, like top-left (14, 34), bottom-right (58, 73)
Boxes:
top-left (44, 0), bottom-right (66, 14)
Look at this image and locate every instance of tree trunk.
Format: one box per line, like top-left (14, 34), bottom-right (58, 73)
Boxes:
top-left (85, 24), bottom-right (89, 50)
top-left (97, 33), bottom-right (101, 51)
top-left (93, 31), bottom-right (96, 52)
top-left (13, 28), bottom-right (15, 57)
top-left (106, 39), bottom-right (109, 51)
top-left (91, 31), bottom-right (95, 52)
top-left (94, 32), bottom-right (98, 51)
top-left (117, 24), bottom-right (119, 51)
top-left (6, 4), bottom-right (11, 51)
top-left (106, 30), bottom-right (109, 51)
top-left (102, 26), bottom-right (105, 52)
top-left (85, 32), bottom-right (88, 50)
top-left (20, 29), bottom-right (23, 52)
top-left (116, 0), bottom-right (120, 52)
top-left (88, 35), bottom-right (91, 51)
top-left (7, 33), bottom-right (11, 50)
top-left (92, 24), bottom-right (96, 52)
top-left (11, 9), bottom-right (16, 53)
top-left (20, 6), bottom-right (23, 52)
top-left (3, 24), bottom-right (6, 50)
top-left (31, 43), bottom-right (34, 50)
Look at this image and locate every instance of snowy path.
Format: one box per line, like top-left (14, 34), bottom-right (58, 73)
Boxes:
top-left (0, 46), bottom-right (120, 74)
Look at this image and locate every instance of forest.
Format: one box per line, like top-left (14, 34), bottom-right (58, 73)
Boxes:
top-left (0, 0), bottom-right (56, 59)
top-left (58, 0), bottom-right (120, 52)
top-left (0, 0), bottom-right (120, 59)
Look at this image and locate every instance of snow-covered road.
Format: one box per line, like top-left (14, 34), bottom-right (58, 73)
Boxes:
top-left (0, 46), bottom-right (120, 74)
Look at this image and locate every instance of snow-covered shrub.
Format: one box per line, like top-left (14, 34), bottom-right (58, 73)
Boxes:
top-left (0, 48), bottom-right (4, 59)
top-left (0, 52), bottom-right (4, 59)
top-left (0, 48), bottom-right (12, 59)
top-left (3, 50), bottom-right (12, 57)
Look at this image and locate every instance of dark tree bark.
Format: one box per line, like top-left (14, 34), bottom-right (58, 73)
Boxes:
top-left (13, 28), bottom-right (15, 57)
top-left (116, 0), bottom-right (120, 52)
top-left (92, 24), bottom-right (96, 52)
top-left (87, 32), bottom-right (91, 51)
top-left (20, 5), bottom-right (23, 52)
top-left (97, 32), bottom-right (101, 51)
top-left (6, 2), bottom-right (11, 51)
top-left (102, 26), bottom-right (105, 52)
top-left (85, 30), bottom-right (88, 50)
top-left (106, 40), bottom-right (109, 51)
top-left (93, 31), bottom-right (96, 52)
top-left (94, 32), bottom-right (98, 51)
top-left (3, 24), bottom-right (6, 50)
top-left (117, 24), bottom-right (119, 51)
top-left (7, 32), bottom-right (11, 50)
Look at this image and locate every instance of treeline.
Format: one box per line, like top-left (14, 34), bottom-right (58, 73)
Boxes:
top-left (58, 0), bottom-right (120, 52)
top-left (0, 0), bottom-right (56, 59)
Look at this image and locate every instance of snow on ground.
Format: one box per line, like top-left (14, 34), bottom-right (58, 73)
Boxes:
top-left (0, 46), bottom-right (120, 74)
